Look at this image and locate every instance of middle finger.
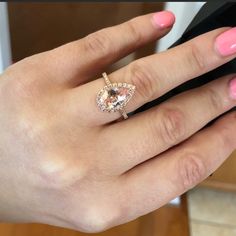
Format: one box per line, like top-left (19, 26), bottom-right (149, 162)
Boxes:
top-left (71, 27), bottom-right (236, 125)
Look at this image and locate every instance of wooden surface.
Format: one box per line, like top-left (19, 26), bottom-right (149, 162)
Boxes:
top-left (0, 195), bottom-right (189, 236)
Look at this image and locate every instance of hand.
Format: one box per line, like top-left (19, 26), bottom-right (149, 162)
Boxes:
top-left (0, 11), bottom-right (236, 233)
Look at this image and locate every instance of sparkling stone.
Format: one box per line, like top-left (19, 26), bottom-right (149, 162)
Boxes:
top-left (97, 84), bottom-right (135, 112)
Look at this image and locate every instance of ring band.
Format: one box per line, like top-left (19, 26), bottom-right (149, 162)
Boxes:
top-left (96, 72), bottom-right (135, 119)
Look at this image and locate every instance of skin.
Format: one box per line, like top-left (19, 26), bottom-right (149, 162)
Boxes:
top-left (0, 12), bottom-right (236, 233)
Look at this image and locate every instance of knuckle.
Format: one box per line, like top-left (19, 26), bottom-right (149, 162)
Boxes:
top-left (128, 61), bottom-right (156, 101)
top-left (186, 42), bottom-right (206, 72)
top-left (38, 155), bottom-right (87, 189)
top-left (126, 19), bottom-right (143, 46)
top-left (204, 87), bottom-right (223, 112)
top-left (72, 205), bottom-right (120, 233)
top-left (228, 112), bottom-right (236, 147)
top-left (157, 106), bottom-right (186, 146)
top-left (178, 150), bottom-right (207, 189)
top-left (218, 127), bottom-right (233, 150)
top-left (215, 117), bottom-right (236, 152)
top-left (84, 29), bottom-right (113, 57)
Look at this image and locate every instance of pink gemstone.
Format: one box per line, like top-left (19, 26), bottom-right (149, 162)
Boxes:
top-left (97, 85), bottom-right (133, 112)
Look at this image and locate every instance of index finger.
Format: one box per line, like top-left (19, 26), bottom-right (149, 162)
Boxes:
top-left (48, 11), bottom-right (175, 86)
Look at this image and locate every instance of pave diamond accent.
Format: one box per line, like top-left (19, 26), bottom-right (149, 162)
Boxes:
top-left (96, 83), bottom-right (135, 112)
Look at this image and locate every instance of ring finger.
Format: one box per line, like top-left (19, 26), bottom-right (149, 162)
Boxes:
top-left (100, 74), bottom-right (236, 174)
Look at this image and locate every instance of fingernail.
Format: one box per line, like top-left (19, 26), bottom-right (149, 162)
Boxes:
top-left (215, 28), bottom-right (236, 56)
top-left (152, 11), bottom-right (175, 29)
top-left (229, 77), bottom-right (236, 99)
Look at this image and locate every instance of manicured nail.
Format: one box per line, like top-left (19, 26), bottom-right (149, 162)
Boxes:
top-left (152, 11), bottom-right (175, 29)
top-left (215, 28), bottom-right (236, 56)
top-left (229, 77), bottom-right (236, 99)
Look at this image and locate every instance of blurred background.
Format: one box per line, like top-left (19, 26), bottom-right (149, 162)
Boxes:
top-left (0, 2), bottom-right (236, 236)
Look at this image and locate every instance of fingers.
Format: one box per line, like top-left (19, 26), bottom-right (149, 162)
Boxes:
top-left (76, 27), bottom-right (236, 125)
top-left (100, 74), bottom-right (236, 174)
top-left (117, 111), bottom-right (236, 224)
top-left (47, 11), bottom-right (175, 86)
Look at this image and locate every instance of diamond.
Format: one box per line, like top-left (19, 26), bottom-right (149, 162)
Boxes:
top-left (97, 83), bottom-right (135, 112)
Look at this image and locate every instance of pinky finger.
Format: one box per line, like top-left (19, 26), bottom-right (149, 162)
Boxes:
top-left (118, 111), bottom-right (236, 224)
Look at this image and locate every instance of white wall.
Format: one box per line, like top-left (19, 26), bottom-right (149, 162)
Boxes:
top-left (158, 2), bottom-right (206, 52)
top-left (0, 2), bottom-right (11, 73)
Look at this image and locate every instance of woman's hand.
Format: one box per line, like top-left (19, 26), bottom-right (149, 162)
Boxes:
top-left (0, 11), bottom-right (236, 233)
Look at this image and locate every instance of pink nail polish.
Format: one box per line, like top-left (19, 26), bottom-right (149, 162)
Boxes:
top-left (215, 28), bottom-right (236, 56)
top-left (229, 77), bottom-right (236, 100)
top-left (152, 11), bottom-right (175, 29)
